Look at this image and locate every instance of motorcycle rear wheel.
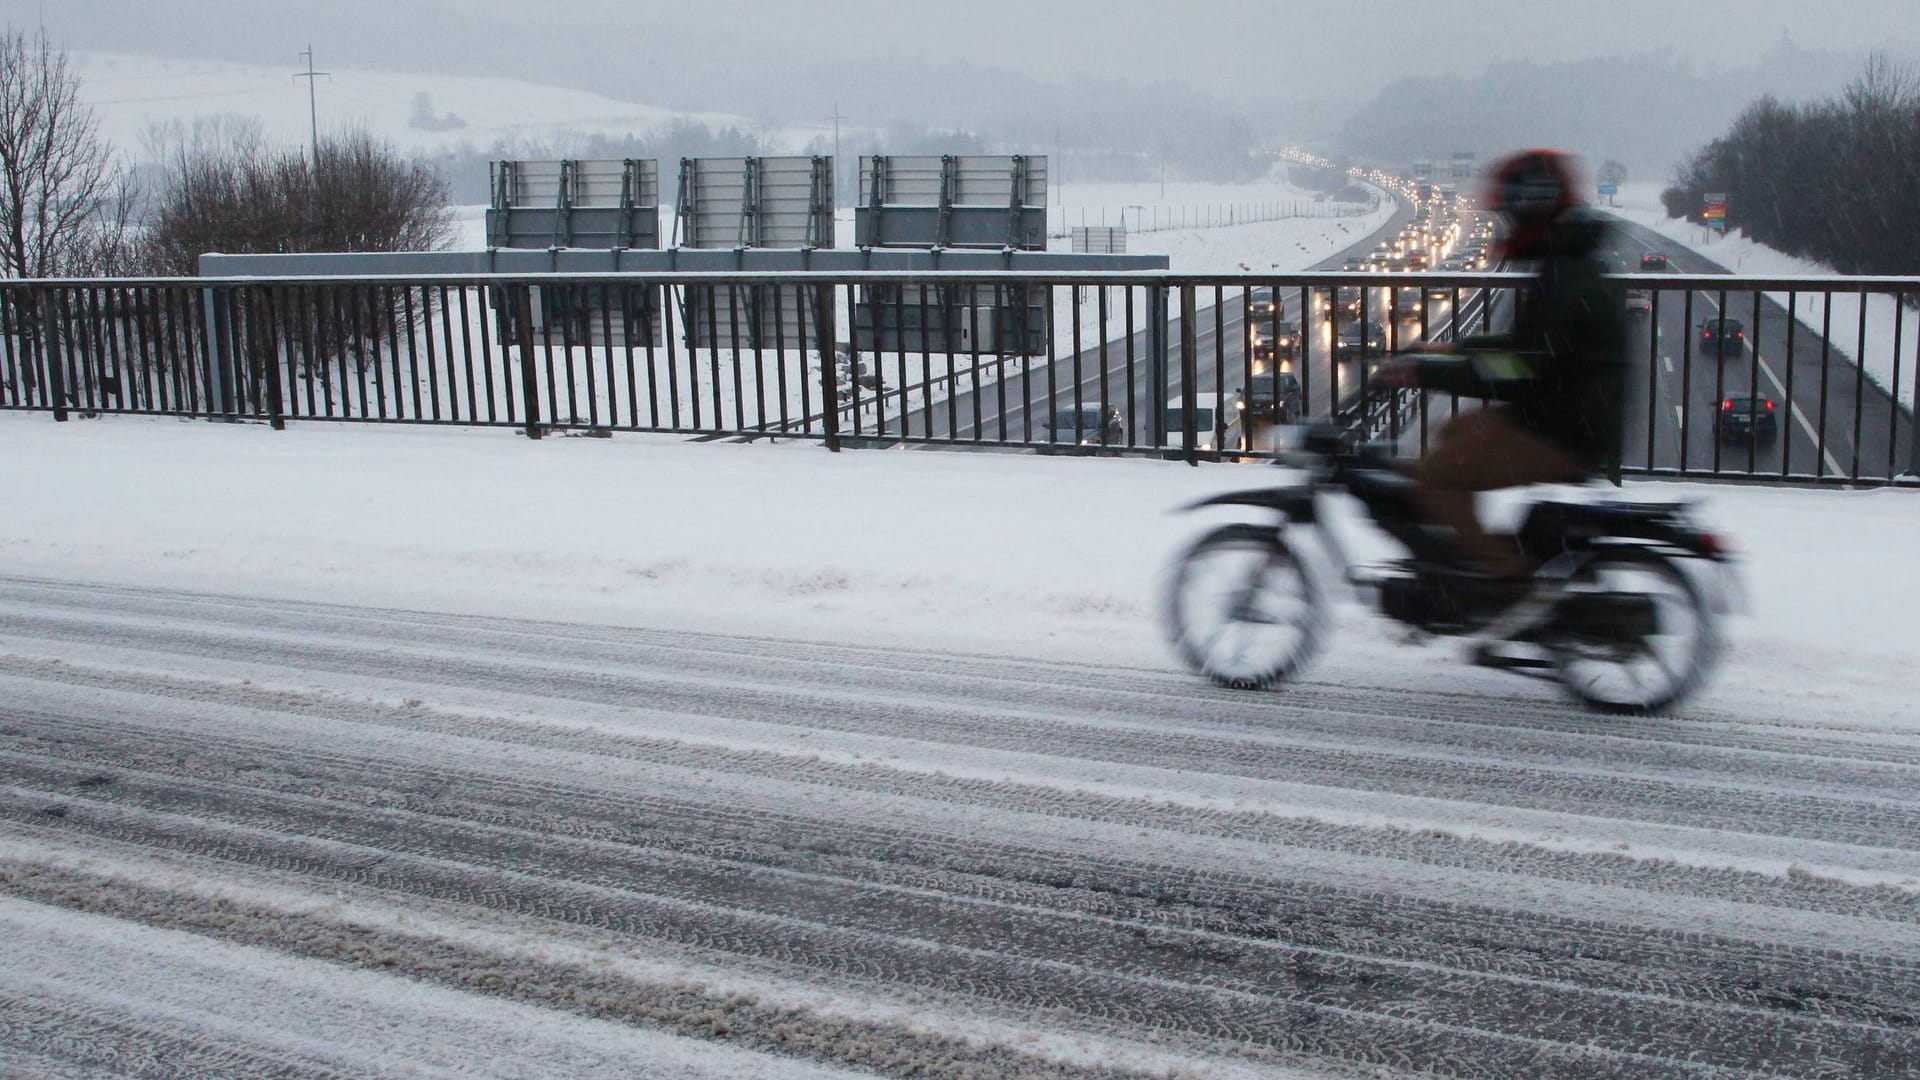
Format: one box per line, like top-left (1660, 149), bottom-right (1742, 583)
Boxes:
top-left (1549, 550), bottom-right (1718, 714)
top-left (1163, 524), bottom-right (1324, 690)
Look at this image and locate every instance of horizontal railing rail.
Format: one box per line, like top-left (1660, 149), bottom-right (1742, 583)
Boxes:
top-left (2, 270), bottom-right (1912, 484)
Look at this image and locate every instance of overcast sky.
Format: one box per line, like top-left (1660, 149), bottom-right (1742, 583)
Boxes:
top-left (439, 0), bottom-right (1917, 93)
top-left (549, 0), bottom-right (1920, 97)
top-left (13, 0), bottom-right (1918, 105)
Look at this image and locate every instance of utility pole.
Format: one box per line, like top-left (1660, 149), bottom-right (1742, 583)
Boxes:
top-left (294, 45), bottom-right (328, 169)
top-left (829, 101), bottom-right (846, 208)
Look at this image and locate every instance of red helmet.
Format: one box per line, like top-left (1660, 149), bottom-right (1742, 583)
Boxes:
top-left (1485, 149), bottom-right (1579, 256)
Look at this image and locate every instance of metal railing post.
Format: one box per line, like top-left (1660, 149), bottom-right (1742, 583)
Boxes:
top-left (1908, 293), bottom-right (1920, 480)
top-left (1180, 284), bottom-right (1197, 466)
top-left (201, 285), bottom-right (237, 421)
top-left (816, 284), bottom-right (840, 452)
top-left (37, 289), bottom-right (67, 422)
top-left (1149, 285), bottom-right (1170, 447)
top-left (252, 287), bottom-right (286, 430)
top-left (513, 285), bottom-right (543, 438)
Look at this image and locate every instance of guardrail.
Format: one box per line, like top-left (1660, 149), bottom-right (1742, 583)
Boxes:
top-left (1, 271), bottom-right (1913, 484)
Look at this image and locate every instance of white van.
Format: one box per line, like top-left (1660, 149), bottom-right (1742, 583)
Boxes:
top-left (1162, 398), bottom-right (1221, 454)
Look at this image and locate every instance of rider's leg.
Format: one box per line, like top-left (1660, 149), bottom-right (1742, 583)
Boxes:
top-left (1409, 408), bottom-right (1584, 577)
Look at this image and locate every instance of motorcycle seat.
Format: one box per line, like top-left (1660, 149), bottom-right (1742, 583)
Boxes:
top-left (1345, 465), bottom-right (1420, 512)
top-left (1534, 498), bottom-right (1685, 523)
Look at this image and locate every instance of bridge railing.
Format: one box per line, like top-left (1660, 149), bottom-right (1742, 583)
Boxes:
top-left (1, 271), bottom-right (1912, 484)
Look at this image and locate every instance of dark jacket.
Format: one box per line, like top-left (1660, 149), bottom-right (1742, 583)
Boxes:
top-left (1419, 208), bottom-right (1627, 471)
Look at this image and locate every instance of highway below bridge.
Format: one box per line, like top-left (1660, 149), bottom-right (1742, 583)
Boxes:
top-left (1602, 216), bottom-right (1914, 482)
top-left (886, 197), bottom-right (1426, 452)
top-left (876, 205), bottom-right (1911, 479)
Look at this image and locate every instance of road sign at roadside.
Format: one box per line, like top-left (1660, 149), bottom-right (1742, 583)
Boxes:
top-left (1597, 182), bottom-right (1618, 196)
top-left (1070, 226), bottom-right (1127, 254)
top-left (1702, 192), bottom-right (1728, 230)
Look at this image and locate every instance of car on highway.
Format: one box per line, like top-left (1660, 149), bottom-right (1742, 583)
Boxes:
top-left (1640, 252), bottom-right (1670, 271)
top-left (1334, 320), bottom-right (1388, 361)
top-left (1343, 258), bottom-right (1368, 272)
top-left (1625, 288), bottom-right (1652, 316)
top-left (1162, 398), bottom-right (1223, 454)
top-left (1043, 404), bottom-right (1124, 448)
top-left (1333, 285), bottom-right (1365, 319)
top-left (1250, 319), bottom-right (1301, 363)
top-left (1246, 286), bottom-right (1284, 320)
top-left (1698, 317), bottom-right (1747, 357)
top-left (1237, 371), bottom-right (1302, 423)
top-left (1716, 395), bottom-right (1778, 441)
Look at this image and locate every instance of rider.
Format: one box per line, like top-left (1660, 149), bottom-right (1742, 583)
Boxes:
top-left (1378, 149), bottom-right (1626, 591)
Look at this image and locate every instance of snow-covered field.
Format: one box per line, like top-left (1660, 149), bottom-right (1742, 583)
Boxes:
top-left (76, 50), bottom-right (766, 156)
top-left (1608, 181), bottom-right (1919, 409)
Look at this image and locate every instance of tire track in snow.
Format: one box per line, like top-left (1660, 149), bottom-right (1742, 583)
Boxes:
top-left (2, 578), bottom-right (1918, 1077)
top-left (5, 604), bottom-right (1920, 860)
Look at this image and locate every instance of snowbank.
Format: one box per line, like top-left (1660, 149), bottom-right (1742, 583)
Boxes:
top-left (1608, 182), bottom-right (1919, 410)
top-left (2, 413), bottom-right (1914, 730)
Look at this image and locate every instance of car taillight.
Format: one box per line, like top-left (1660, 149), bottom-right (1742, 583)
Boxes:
top-left (1765, 400), bottom-right (1775, 410)
top-left (1721, 399), bottom-right (1732, 410)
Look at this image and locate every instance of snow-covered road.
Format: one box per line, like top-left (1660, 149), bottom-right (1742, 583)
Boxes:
top-left (4, 574), bottom-right (1917, 1078)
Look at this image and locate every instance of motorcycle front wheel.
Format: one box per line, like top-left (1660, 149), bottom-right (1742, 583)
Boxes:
top-left (1163, 524), bottom-right (1324, 690)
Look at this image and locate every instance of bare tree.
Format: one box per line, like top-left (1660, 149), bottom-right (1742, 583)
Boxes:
top-left (0, 26), bottom-right (139, 278)
top-left (140, 125), bottom-right (458, 414)
top-left (1661, 55), bottom-right (1920, 276)
top-left (143, 126), bottom-right (454, 275)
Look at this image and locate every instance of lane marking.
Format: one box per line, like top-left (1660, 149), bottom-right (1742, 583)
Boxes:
top-left (1699, 293), bottom-right (1846, 477)
top-left (1672, 405), bottom-right (1684, 430)
top-left (1661, 355), bottom-right (1673, 374)
top-left (1753, 351), bottom-right (1846, 478)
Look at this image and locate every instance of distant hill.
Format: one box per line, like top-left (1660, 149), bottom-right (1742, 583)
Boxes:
top-left (75, 52), bottom-right (760, 159)
top-left (26, 0), bottom-right (1279, 194)
top-left (1334, 40), bottom-right (1915, 179)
